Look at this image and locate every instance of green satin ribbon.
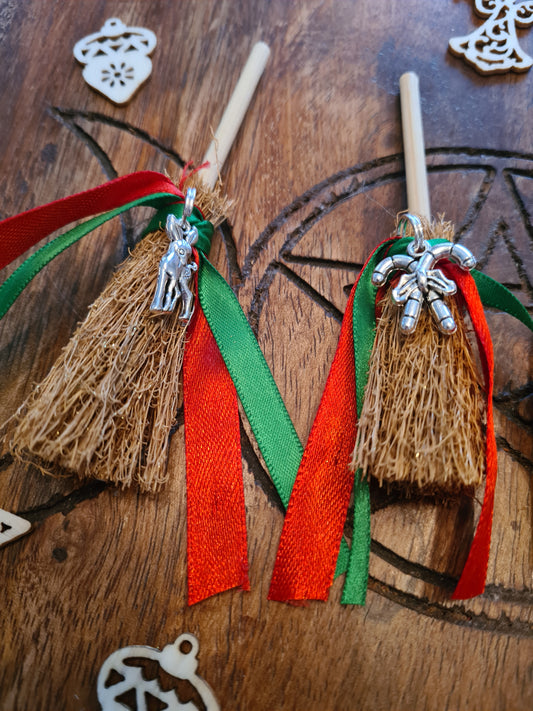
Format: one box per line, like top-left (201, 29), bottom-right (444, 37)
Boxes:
top-left (144, 206), bottom-right (214, 257)
top-left (197, 255), bottom-right (303, 506)
top-left (341, 238), bottom-right (396, 604)
top-left (151, 202), bottom-right (305, 507)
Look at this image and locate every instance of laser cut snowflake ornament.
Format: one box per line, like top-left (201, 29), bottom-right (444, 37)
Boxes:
top-left (449, 0), bottom-right (533, 74)
top-left (73, 18), bottom-right (156, 104)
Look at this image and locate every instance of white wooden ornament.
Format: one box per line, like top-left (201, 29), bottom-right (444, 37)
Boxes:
top-left (0, 507), bottom-right (31, 547)
top-left (449, 0), bottom-right (533, 75)
top-left (97, 633), bottom-right (220, 711)
top-left (73, 18), bottom-right (156, 104)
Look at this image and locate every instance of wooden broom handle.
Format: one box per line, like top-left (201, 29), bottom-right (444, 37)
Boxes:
top-left (202, 41), bottom-right (271, 189)
top-left (399, 72), bottom-right (431, 220)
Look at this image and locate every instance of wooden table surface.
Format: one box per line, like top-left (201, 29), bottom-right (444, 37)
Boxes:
top-left (0, 1), bottom-right (532, 709)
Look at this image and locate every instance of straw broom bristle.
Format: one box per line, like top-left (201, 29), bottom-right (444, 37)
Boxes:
top-left (351, 220), bottom-right (486, 494)
top-left (5, 174), bottom-right (228, 492)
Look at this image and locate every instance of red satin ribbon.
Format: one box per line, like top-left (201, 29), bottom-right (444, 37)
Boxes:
top-left (183, 287), bottom-right (250, 605)
top-left (268, 285), bottom-right (358, 601)
top-left (0, 171), bottom-right (182, 270)
top-left (449, 266), bottom-right (496, 599)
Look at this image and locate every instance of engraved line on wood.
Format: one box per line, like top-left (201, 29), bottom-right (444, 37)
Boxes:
top-left (476, 217), bottom-right (533, 297)
top-left (370, 540), bottom-right (532, 605)
top-left (428, 146), bottom-right (533, 161)
top-left (367, 577), bottom-right (532, 638)
top-left (0, 452), bottom-right (13, 473)
top-left (48, 106), bottom-right (119, 181)
top-left (241, 161), bottom-right (383, 279)
top-left (504, 168), bottom-right (533, 251)
top-left (272, 263), bottom-right (344, 321)
top-left (243, 148), bottom-right (533, 288)
top-left (218, 220), bottom-right (243, 288)
top-left (494, 382), bottom-right (533, 427)
top-left (240, 420), bottom-right (283, 510)
top-left (283, 255), bottom-right (365, 272)
top-left (50, 106), bottom-right (187, 167)
top-left (496, 434), bottom-right (533, 476)
top-left (281, 161), bottom-right (494, 258)
top-left (277, 168), bottom-right (404, 260)
top-left (247, 261), bottom-right (344, 336)
top-left (48, 105), bottom-right (135, 254)
top-left (17, 480), bottom-right (108, 523)
top-left (168, 407), bottom-right (184, 437)
top-left (444, 166), bottom-right (496, 242)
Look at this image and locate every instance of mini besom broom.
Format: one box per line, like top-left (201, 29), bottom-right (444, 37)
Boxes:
top-left (268, 72), bottom-right (533, 605)
top-left (0, 42), bottom-right (303, 605)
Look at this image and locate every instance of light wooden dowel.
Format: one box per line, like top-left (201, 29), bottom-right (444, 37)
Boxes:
top-left (202, 41), bottom-right (271, 189)
top-left (399, 72), bottom-right (431, 220)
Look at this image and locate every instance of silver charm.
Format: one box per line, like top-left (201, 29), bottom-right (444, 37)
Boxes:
top-left (150, 188), bottom-right (199, 321)
top-left (372, 214), bottom-right (476, 334)
top-left (97, 633), bottom-right (220, 711)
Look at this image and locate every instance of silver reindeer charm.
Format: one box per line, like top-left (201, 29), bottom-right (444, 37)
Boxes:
top-left (372, 215), bottom-right (476, 334)
top-left (150, 188), bottom-right (199, 321)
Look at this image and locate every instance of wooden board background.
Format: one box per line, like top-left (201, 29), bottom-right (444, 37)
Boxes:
top-left (0, 1), bottom-right (532, 709)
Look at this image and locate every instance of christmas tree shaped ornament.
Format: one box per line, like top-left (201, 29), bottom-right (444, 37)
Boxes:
top-left (73, 18), bottom-right (157, 104)
top-left (449, 0), bottom-right (533, 75)
top-left (0, 42), bottom-right (305, 605)
top-left (268, 71), bottom-right (533, 606)
top-left (97, 633), bottom-right (219, 711)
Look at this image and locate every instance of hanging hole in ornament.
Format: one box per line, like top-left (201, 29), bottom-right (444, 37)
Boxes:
top-left (179, 639), bottom-right (193, 654)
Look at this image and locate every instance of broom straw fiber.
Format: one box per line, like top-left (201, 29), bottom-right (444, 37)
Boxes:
top-left (351, 220), bottom-right (486, 494)
top-left (6, 175), bottom-right (228, 492)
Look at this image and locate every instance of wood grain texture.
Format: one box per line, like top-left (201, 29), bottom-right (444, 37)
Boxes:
top-left (0, 1), bottom-right (531, 709)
